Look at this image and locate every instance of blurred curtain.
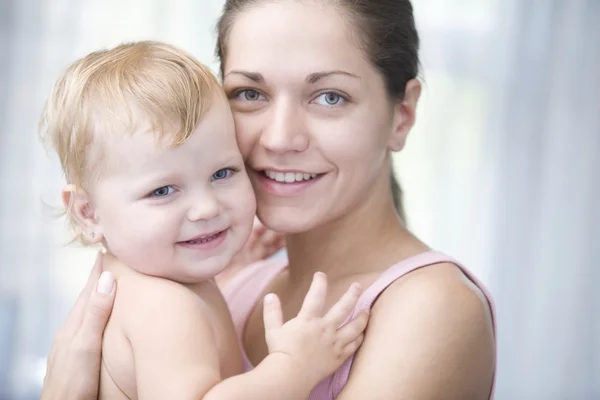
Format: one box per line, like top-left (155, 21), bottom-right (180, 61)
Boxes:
top-left (0, 0), bottom-right (597, 399)
top-left (399, 0), bottom-right (599, 398)
top-left (480, 1), bottom-right (599, 398)
top-left (397, 0), bottom-right (600, 400)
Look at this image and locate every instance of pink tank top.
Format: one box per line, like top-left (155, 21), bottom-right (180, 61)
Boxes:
top-left (223, 251), bottom-right (496, 399)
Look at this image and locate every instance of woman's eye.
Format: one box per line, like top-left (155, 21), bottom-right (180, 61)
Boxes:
top-left (150, 186), bottom-right (175, 197)
top-left (211, 168), bottom-right (234, 181)
top-left (314, 92), bottom-right (345, 106)
top-left (236, 89), bottom-right (264, 102)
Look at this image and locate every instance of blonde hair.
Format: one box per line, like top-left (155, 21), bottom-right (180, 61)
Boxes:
top-left (40, 40), bottom-right (223, 243)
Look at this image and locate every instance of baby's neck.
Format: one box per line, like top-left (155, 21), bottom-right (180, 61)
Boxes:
top-left (101, 251), bottom-right (217, 294)
top-left (101, 252), bottom-right (137, 278)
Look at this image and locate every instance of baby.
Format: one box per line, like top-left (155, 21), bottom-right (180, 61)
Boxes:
top-left (40, 41), bottom-right (368, 399)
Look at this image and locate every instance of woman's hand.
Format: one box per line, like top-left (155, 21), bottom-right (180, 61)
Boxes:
top-left (216, 218), bottom-right (285, 287)
top-left (41, 252), bottom-right (116, 400)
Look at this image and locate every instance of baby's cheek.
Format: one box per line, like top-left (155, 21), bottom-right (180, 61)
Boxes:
top-left (105, 220), bottom-right (166, 273)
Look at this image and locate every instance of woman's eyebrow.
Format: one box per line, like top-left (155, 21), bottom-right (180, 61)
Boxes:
top-left (306, 70), bottom-right (360, 84)
top-left (225, 70), bottom-right (264, 83)
top-left (224, 69), bottom-right (361, 85)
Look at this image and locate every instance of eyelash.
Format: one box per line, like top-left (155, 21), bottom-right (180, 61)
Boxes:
top-left (211, 167), bottom-right (239, 181)
top-left (229, 89), bottom-right (349, 107)
top-left (313, 92), bottom-right (347, 107)
top-left (146, 167), bottom-right (239, 198)
top-left (149, 185), bottom-right (176, 198)
top-left (231, 89), bottom-right (266, 102)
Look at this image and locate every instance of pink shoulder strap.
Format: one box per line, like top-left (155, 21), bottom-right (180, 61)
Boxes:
top-left (330, 251), bottom-right (496, 398)
top-left (222, 257), bottom-right (288, 335)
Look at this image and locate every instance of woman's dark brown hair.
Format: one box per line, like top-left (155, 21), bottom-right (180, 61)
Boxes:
top-left (215, 0), bottom-right (420, 223)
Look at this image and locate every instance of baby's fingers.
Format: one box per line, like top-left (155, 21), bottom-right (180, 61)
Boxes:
top-left (298, 272), bottom-right (328, 317)
top-left (263, 293), bottom-right (284, 331)
top-left (324, 282), bottom-right (362, 327)
top-left (341, 333), bottom-right (365, 358)
top-left (335, 311), bottom-right (369, 346)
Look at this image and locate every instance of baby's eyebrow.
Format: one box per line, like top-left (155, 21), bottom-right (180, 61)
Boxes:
top-left (133, 171), bottom-right (180, 188)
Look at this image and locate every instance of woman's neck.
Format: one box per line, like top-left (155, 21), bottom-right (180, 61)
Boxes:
top-left (285, 191), bottom-right (428, 283)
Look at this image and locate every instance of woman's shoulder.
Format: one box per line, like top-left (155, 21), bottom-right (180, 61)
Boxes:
top-left (336, 259), bottom-right (496, 399)
top-left (354, 250), bottom-right (494, 327)
top-left (371, 251), bottom-right (495, 341)
top-left (378, 260), bottom-right (493, 323)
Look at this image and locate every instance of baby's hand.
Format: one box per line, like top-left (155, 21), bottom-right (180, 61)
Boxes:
top-left (262, 272), bottom-right (369, 386)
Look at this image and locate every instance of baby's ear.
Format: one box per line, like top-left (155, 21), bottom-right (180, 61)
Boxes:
top-left (62, 184), bottom-right (104, 243)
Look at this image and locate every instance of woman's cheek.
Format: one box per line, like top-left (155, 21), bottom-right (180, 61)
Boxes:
top-left (232, 114), bottom-right (259, 158)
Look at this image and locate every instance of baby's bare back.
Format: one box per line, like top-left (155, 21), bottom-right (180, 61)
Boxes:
top-left (99, 271), bottom-right (243, 400)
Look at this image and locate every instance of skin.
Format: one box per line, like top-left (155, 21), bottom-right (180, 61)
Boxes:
top-left (65, 95), bottom-right (256, 283)
top-left (41, 1), bottom-right (495, 399)
top-left (222, 2), bottom-right (495, 399)
top-left (63, 92), bottom-right (368, 400)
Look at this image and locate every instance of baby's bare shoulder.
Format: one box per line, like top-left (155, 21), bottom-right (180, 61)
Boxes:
top-left (115, 275), bottom-right (212, 333)
top-left (117, 273), bottom-right (195, 299)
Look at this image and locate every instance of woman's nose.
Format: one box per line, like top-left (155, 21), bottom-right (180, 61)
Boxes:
top-left (259, 100), bottom-right (309, 153)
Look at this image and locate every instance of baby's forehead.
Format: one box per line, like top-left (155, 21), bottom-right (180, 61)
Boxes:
top-left (86, 97), bottom-right (237, 183)
top-left (97, 127), bottom-right (171, 166)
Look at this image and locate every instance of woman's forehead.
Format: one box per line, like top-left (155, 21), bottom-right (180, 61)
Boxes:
top-left (224, 2), bottom-right (367, 76)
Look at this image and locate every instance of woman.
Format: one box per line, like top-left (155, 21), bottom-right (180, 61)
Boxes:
top-left (42, 1), bottom-right (496, 399)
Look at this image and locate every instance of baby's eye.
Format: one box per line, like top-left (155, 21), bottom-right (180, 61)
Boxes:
top-left (211, 168), bottom-right (235, 181)
top-left (150, 186), bottom-right (175, 197)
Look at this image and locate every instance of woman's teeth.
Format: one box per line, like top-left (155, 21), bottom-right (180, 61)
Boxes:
top-left (264, 170), bottom-right (317, 183)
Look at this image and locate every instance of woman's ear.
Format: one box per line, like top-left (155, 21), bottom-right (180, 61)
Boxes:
top-left (387, 79), bottom-right (421, 152)
top-left (62, 184), bottom-right (104, 243)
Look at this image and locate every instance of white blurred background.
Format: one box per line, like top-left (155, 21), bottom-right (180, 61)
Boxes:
top-left (0, 0), bottom-right (598, 399)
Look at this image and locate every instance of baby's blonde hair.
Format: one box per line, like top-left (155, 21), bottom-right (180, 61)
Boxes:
top-left (40, 40), bottom-right (223, 243)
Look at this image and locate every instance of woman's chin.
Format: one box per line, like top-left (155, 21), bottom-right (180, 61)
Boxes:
top-left (256, 208), bottom-right (320, 235)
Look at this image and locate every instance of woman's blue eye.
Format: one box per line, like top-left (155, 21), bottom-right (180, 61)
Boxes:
top-left (237, 89), bottom-right (263, 101)
top-left (212, 168), bottom-right (234, 181)
top-left (151, 186), bottom-right (174, 197)
top-left (314, 92), bottom-right (345, 106)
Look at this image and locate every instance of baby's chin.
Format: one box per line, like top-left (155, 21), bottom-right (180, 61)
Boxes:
top-left (105, 229), bottom-right (249, 284)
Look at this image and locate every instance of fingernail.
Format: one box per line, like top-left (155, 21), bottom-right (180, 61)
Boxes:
top-left (97, 271), bottom-right (114, 294)
top-left (264, 293), bottom-right (275, 304)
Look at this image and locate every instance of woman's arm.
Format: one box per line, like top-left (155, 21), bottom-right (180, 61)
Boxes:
top-left (337, 263), bottom-right (495, 400)
top-left (41, 253), bottom-right (116, 400)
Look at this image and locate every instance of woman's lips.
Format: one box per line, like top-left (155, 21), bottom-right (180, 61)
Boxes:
top-left (254, 170), bottom-right (324, 196)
